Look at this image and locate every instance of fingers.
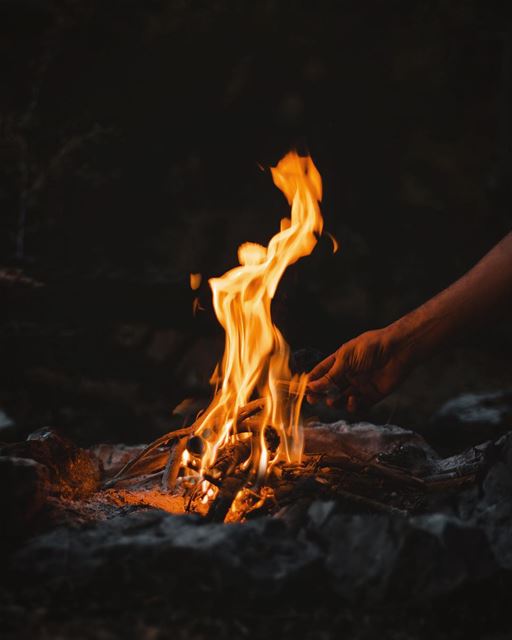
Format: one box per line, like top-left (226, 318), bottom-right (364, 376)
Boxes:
top-left (330, 378), bottom-right (381, 413)
top-left (307, 348), bottom-right (357, 406)
top-left (307, 374), bottom-right (333, 394)
top-left (307, 353), bottom-right (337, 404)
top-left (306, 336), bottom-right (389, 412)
top-left (306, 379), bottom-right (341, 405)
top-left (306, 342), bottom-right (383, 412)
top-left (326, 387), bottom-right (358, 411)
top-left (307, 373), bottom-right (345, 406)
top-left (308, 354), bottom-right (335, 382)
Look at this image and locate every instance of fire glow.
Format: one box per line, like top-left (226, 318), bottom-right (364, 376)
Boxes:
top-left (113, 151), bottom-right (326, 521)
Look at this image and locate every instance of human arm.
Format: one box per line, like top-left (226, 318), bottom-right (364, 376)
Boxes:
top-left (307, 232), bottom-right (512, 411)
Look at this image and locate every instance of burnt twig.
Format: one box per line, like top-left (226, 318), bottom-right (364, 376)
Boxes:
top-left (162, 437), bottom-right (188, 491)
top-left (110, 425), bottom-right (195, 483)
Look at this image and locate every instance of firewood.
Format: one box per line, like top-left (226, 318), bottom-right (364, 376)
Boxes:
top-left (110, 398), bottom-right (265, 487)
top-left (423, 473), bottom-right (477, 490)
top-left (317, 453), bottom-right (425, 489)
top-left (162, 437), bottom-right (188, 491)
top-left (207, 476), bottom-right (245, 523)
top-left (334, 488), bottom-right (409, 517)
top-left (109, 425), bottom-right (195, 484)
top-left (186, 435), bottom-right (205, 456)
top-left (365, 461), bottom-right (426, 488)
top-left (103, 449), bottom-right (171, 487)
top-left (236, 398), bottom-right (265, 423)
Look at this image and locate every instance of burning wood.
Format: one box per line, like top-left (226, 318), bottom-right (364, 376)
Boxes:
top-left (104, 406), bottom-right (483, 523)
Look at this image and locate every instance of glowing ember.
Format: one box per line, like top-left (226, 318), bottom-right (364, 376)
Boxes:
top-left (181, 151), bottom-right (324, 517)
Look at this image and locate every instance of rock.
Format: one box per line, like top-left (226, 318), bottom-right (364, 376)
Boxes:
top-left (6, 500), bottom-right (500, 608)
top-left (315, 509), bottom-right (497, 603)
top-left (0, 408), bottom-right (16, 440)
top-left (436, 391), bottom-right (512, 427)
top-left (431, 391), bottom-right (512, 449)
top-left (305, 421), bottom-right (438, 468)
top-left (0, 456), bottom-right (50, 539)
top-left (92, 443), bottom-right (146, 476)
top-left (8, 511), bottom-right (321, 604)
top-left (3, 420), bottom-right (512, 615)
top-left (409, 514), bottom-right (498, 597)
top-left (466, 433), bottom-right (512, 570)
top-left (0, 427), bottom-right (100, 499)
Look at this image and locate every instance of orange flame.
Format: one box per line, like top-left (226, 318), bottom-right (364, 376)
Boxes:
top-left (326, 231), bottom-right (339, 254)
top-left (186, 152), bottom-right (324, 512)
top-left (190, 273), bottom-right (202, 290)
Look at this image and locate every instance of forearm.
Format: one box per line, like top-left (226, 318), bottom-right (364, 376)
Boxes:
top-left (390, 232), bottom-right (512, 364)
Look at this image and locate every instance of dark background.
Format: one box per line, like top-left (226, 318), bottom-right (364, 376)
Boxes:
top-left (1, 0), bottom-right (511, 447)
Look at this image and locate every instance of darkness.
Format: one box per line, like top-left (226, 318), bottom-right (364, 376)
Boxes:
top-left (1, 0), bottom-right (512, 447)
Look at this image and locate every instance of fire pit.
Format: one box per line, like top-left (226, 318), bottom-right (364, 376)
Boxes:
top-left (77, 152), bottom-right (480, 524)
top-left (3, 418), bottom-right (512, 638)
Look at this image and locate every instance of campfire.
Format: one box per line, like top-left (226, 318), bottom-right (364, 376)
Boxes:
top-left (107, 151), bottom-right (324, 521)
top-left (102, 153), bottom-right (482, 524)
top-left (3, 154), bottom-right (511, 637)
top-left (1, 151), bottom-right (492, 543)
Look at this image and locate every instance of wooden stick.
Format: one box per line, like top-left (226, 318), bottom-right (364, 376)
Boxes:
top-left (366, 461), bottom-right (425, 488)
top-left (206, 476), bottom-right (244, 523)
top-left (162, 436), bottom-right (188, 491)
top-left (103, 449), bottom-right (171, 487)
top-left (236, 398), bottom-right (265, 423)
top-left (334, 488), bottom-right (409, 517)
top-left (423, 473), bottom-right (477, 490)
top-left (110, 425), bottom-right (195, 482)
top-left (318, 454), bottom-right (426, 489)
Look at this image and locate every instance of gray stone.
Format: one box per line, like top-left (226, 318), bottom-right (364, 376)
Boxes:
top-left (1, 427), bottom-right (101, 498)
top-left (0, 456), bottom-right (50, 539)
top-left (9, 511), bottom-right (321, 602)
top-left (3, 420), bottom-right (512, 610)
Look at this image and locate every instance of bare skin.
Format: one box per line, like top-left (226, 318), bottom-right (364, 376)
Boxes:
top-left (307, 232), bottom-right (512, 412)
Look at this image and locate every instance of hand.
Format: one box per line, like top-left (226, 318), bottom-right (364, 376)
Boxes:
top-left (307, 326), bottom-right (414, 412)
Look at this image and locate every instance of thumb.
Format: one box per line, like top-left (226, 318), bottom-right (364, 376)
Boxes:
top-left (307, 374), bottom-right (334, 394)
top-left (308, 355), bottom-right (338, 394)
top-left (308, 348), bottom-right (352, 394)
top-left (308, 353), bottom-right (335, 381)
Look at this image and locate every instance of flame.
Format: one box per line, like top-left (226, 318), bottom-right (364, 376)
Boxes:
top-left (190, 273), bottom-right (202, 290)
top-left (326, 231), bottom-right (339, 254)
top-left (186, 152), bottom-right (324, 516)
